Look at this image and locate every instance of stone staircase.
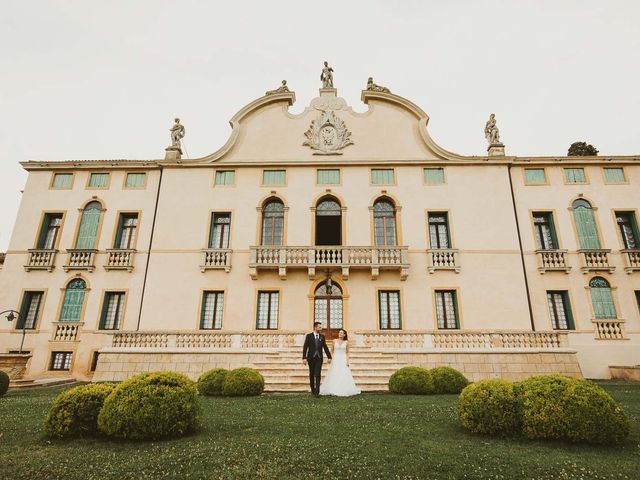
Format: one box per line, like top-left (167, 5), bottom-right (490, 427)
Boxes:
top-left (255, 347), bottom-right (403, 392)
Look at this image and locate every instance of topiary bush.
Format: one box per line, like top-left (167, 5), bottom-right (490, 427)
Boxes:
top-left (44, 383), bottom-right (115, 438)
top-left (429, 366), bottom-right (469, 394)
top-left (222, 368), bottom-right (265, 397)
top-left (198, 368), bottom-right (228, 396)
top-left (457, 379), bottom-right (520, 436)
top-left (98, 371), bottom-right (201, 440)
top-left (0, 370), bottom-right (11, 397)
top-left (517, 374), bottom-right (629, 445)
top-left (388, 367), bottom-right (434, 395)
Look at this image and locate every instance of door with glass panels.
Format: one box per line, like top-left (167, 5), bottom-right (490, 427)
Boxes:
top-left (313, 280), bottom-right (343, 340)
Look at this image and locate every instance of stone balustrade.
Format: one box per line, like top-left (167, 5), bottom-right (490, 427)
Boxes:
top-left (249, 245), bottom-right (409, 280)
top-left (111, 331), bottom-right (305, 350)
top-left (24, 249), bottom-right (57, 272)
top-left (427, 248), bottom-right (460, 273)
top-left (536, 249), bottom-right (570, 273)
top-left (578, 249), bottom-right (614, 273)
top-left (621, 249), bottom-right (640, 273)
top-left (200, 248), bottom-right (232, 272)
top-left (52, 322), bottom-right (82, 342)
top-left (105, 249), bottom-right (135, 271)
top-left (64, 249), bottom-right (97, 272)
top-left (593, 320), bottom-right (625, 340)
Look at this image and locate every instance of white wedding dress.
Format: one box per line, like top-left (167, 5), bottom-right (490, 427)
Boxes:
top-left (319, 340), bottom-right (361, 396)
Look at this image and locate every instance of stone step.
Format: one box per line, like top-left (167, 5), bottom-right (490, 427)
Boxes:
top-left (264, 377), bottom-right (390, 385)
top-left (9, 377), bottom-right (77, 389)
top-left (255, 358), bottom-right (402, 365)
top-left (253, 365), bottom-right (402, 373)
top-left (264, 384), bottom-right (388, 392)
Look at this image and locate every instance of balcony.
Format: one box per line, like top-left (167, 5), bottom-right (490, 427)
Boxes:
top-left (104, 249), bottom-right (136, 272)
top-left (427, 248), bottom-right (460, 273)
top-left (578, 249), bottom-right (614, 274)
top-left (51, 322), bottom-right (83, 342)
top-left (593, 320), bottom-right (625, 340)
top-left (200, 248), bottom-right (232, 273)
top-left (24, 249), bottom-right (57, 272)
top-left (621, 249), bottom-right (640, 273)
top-left (535, 249), bottom-right (570, 274)
top-left (63, 249), bottom-right (97, 272)
top-left (249, 245), bottom-right (409, 280)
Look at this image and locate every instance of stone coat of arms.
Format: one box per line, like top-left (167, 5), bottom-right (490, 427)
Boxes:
top-left (303, 109), bottom-right (353, 155)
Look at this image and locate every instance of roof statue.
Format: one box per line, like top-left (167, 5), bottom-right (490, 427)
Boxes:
top-left (266, 80), bottom-right (290, 95)
top-left (484, 113), bottom-right (501, 146)
top-left (320, 61), bottom-right (334, 88)
top-left (366, 77), bottom-right (390, 93)
top-left (170, 118), bottom-right (186, 148)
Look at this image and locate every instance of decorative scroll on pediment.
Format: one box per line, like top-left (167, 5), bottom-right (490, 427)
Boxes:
top-left (303, 110), bottom-right (354, 155)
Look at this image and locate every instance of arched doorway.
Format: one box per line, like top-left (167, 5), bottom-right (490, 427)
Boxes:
top-left (314, 278), bottom-right (343, 340)
top-left (315, 198), bottom-right (341, 246)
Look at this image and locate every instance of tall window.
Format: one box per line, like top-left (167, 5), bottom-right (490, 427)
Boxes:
top-left (524, 168), bottom-right (546, 184)
top-left (125, 172), bottom-right (146, 188)
top-left (423, 168), bottom-right (445, 185)
top-left (201, 291), bottom-right (224, 329)
top-left (435, 290), bottom-right (459, 329)
top-left (59, 279), bottom-right (86, 322)
top-left (371, 169), bottom-right (395, 185)
top-left (50, 352), bottom-right (72, 371)
top-left (75, 201), bottom-right (102, 249)
top-left (99, 292), bottom-right (125, 330)
top-left (115, 213), bottom-right (138, 249)
top-left (316, 169), bottom-right (340, 185)
top-left (616, 212), bottom-right (639, 249)
top-left (532, 212), bottom-right (558, 250)
top-left (564, 168), bottom-right (586, 184)
top-left (428, 213), bottom-right (450, 249)
top-left (261, 200), bottom-right (284, 246)
top-left (256, 291), bottom-right (279, 329)
top-left (38, 213), bottom-right (63, 249)
top-left (88, 173), bottom-right (109, 188)
top-left (547, 291), bottom-right (574, 330)
top-left (603, 167), bottom-right (626, 184)
top-left (209, 213), bottom-right (231, 249)
top-left (572, 199), bottom-right (600, 249)
top-left (262, 170), bottom-right (286, 186)
top-left (51, 173), bottom-right (73, 189)
top-left (378, 290), bottom-right (401, 329)
top-left (18, 291), bottom-right (44, 329)
top-left (373, 199), bottom-right (397, 246)
top-left (589, 277), bottom-right (617, 319)
top-left (214, 170), bottom-right (235, 186)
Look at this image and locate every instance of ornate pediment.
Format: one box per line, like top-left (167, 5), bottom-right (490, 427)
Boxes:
top-left (303, 109), bottom-right (354, 155)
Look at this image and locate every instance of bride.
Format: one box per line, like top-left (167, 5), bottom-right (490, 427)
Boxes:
top-left (320, 329), bottom-right (361, 396)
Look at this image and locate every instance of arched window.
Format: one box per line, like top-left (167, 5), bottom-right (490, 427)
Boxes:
top-left (59, 278), bottom-right (87, 322)
top-left (75, 201), bottom-right (102, 249)
top-left (373, 199), bottom-right (397, 246)
top-left (572, 199), bottom-right (600, 249)
top-left (261, 199), bottom-right (284, 246)
top-left (315, 198), bottom-right (342, 246)
top-left (589, 277), bottom-right (617, 319)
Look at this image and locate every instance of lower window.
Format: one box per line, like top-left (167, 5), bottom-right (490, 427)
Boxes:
top-left (99, 292), bottom-right (125, 330)
top-left (378, 290), bottom-right (402, 329)
top-left (547, 291), bottom-right (574, 330)
top-left (90, 351), bottom-right (100, 372)
top-left (50, 351), bottom-right (72, 371)
top-left (201, 291), bottom-right (224, 329)
top-left (435, 290), bottom-right (460, 329)
top-left (256, 291), bottom-right (279, 329)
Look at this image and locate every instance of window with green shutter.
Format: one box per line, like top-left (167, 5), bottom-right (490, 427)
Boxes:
top-left (524, 168), bottom-right (546, 184)
top-left (59, 279), bottom-right (86, 322)
top-left (435, 290), bottom-right (460, 329)
top-left (75, 201), bottom-right (102, 249)
top-left (589, 277), bottom-right (617, 319)
top-left (17, 291), bottom-right (43, 329)
top-left (572, 199), bottom-right (600, 249)
top-left (532, 212), bottom-right (558, 250)
top-left (262, 170), bottom-right (286, 186)
top-left (88, 173), bottom-right (110, 188)
top-left (371, 169), bottom-right (395, 185)
top-left (604, 167), bottom-right (626, 183)
top-left (99, 292), bottom-right (125, 330)
top-left (316, 169), bottom-right (340, 185)
top-left (423, 168), bottom-right (445, 185)
top-left (38, 213), bottom-right (63, 249)
top-left (547, 291), bottom-right (574, 330)
top-left (256, 291), bottom-right (279, 329)
top-left (378, 290), bottom-right (402, 329)
top-left (214, 170), bottom-right (235, 186)
top-left (125, 172), bottom-right (146, 188)
top-left (373, 199), bottom-right (397, 246)
top-left (115, 213), bottom-right (138, 249)
top-left (564, 168), bottom-right (586, 184)
top-left (52, 173), bottom-right (73, 189)
top-left (616, 212), bottom-right (640, 249)
top-left (201, 291), bottom-right (224, 329)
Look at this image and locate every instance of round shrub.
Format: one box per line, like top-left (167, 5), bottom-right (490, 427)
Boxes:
top-left (429, 366), bottom-right (469, 394)
top-left (388, 366), bottom-right (434, 395)
top-left (0, 370), bottom-right (9, 397)
top-left (222, 368), bottom-right (265, 397)
top-left (457, 379), bottom-right (520, 435)
top-left (517, 374), bottom-right (629, 444)
top-left (98, 371), bottom-right (201, 440)
top-left (198, 368), bottom-right (228, 396)
top-left (44, 383), bottom-right (115, 438)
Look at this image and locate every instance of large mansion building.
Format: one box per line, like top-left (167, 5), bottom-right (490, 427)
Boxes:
top-left (1, 81), bottom-right (639, 389)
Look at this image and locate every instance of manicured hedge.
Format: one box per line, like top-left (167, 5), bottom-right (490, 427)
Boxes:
top-left (97, 371), bottom-right (201, 440)
top-left (388, 367), bottom-right (434, 395)
top-left (457, 379), bottom-right (519, 435)
top-left (198, 368), bottom-right (229, 396)
top-left (222, 368), bottom-right (265, 397)
top-left (429, 366), bottom-right (469, 394)
top-left (0, 370), bottom-right (9, 397)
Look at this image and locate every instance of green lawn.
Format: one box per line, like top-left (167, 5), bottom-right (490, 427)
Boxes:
top-left (0, 381), bottom-right (638, 480)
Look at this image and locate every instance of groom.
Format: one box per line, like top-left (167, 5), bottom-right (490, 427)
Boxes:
top-left (302, 322), bottom-right (332, 396)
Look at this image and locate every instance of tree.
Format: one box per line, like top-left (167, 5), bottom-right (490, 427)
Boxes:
top-left (568, 141), bottom-right (599, 156)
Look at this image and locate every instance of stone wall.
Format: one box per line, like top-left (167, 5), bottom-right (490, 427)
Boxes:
top-left (0, 353), bottom-right (32, 380)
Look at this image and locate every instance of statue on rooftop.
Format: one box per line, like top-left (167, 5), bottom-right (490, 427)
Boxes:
top-left (266, 80), bottom-right (290, 95)
top-left (484, 113), bottom-right (502, 146)
top-left (320, 61), bottom-right (334, 88)
top-left (366, 77), bottom-right (390, 93)
top-left (170, 118), bottom-right (185, 148)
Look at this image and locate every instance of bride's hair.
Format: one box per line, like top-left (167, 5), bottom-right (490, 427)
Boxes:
top-left (339, 329), bottom-right (348, 340)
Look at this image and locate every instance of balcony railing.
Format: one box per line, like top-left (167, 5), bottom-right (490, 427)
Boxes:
top-left (578, 249), bottom-right (614, 273)
top-left (64, 249), bottom-right (97, 272)
top-left (110, 331), bottom-right (303, 349)
top-left (535, 249), bottom-right (570, 273)
top-left (427, 248), bottom-right (460, 273)
top-left (51, 322), bottom-right (83, 342)
top-left (104, 249), bottom-right (136, 272)
top-left (24, 249), bottom-right (57, 272)
top-left (200, 248), bottom-right (232, 272)
top-left (621, 249), bottom-right (640, 273)
top-left (593, 320), bottom-right (625, 340)
top-left (249, 245), bottom-right (409, 280)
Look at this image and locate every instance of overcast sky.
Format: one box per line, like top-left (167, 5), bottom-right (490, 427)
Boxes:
top-left (1, 1), bottom-right (639, 250)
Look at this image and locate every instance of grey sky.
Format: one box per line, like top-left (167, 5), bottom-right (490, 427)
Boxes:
top-left (1, 1), bottom-right (639, 250)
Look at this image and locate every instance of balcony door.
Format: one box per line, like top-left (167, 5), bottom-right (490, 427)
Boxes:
top-left (315, 198), bottom-right (342, 246)
top-left (314, 280), bottom-right (343, 340)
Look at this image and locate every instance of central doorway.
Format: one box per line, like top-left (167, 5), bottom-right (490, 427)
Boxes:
top-left (315, 198), bottom-right (342, 245)
top-left (314, 279), bottom-right (343, 340)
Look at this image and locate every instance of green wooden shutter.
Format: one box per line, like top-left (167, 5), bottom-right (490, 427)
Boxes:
top-left (573, 207), bottom-right (600, 249)
top-left (37, 215), bottom-right (51, 249)
top-left (564, 168), bottom-right (585, 183)
top-left (317, 169), bottom-right (340, 184)
top-left (60, 289), bottom-right (85, 322)
top-left (52, 173), bottom-right (73, 188)
top-left (263, 170), bottom-right (285, 185)
top-left (604, 168), bottom-right (625, 183)
top-left (76, 208), bottom-right (101, 249)
top-left (591, 287), bottom-right (617, 319)
top-left (371, 169), bottom-right (394, 184)
top-left (525, 169), bottom-right (546, 184)
top-left (424, 168), bottom-right (444, 184)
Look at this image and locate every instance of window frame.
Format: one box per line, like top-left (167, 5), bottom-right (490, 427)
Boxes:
top-left (316, 168), bottom-right (342, 186)
top-left (57, 278), bottom-right (89, 323)
top-left (613, 210), bottom-right (640, 250)
top-left (89, 351), bottom-right (101, 372)
top-left (85, 172), bottom-right (111, 190)
top-left (377, 289), bottom-right (403, 330)
top-left (562, 167), bottom-right (588, 185)
top-left (98, 290), bottom-right (127, 330)
top-left (433, 288), bottom-right (461, 330)
top-left (111, 211), bottom-right (140, 250)
top-left (72, 200), bottom-right (105, 250)
top-left (208, 212), bottom-right (232, 249)
top-left (586, 276), bottom-right (618, 320)
top-left (370, 168), bottom-right (396, 186)
top-left (546, 290), bottom-right (575, 330)
top-left (213, 170), bottom-right (236, 187)
top-left (199, 290), bottom-right (225, 330)
top-left (602, 167), bottom-right (628, 185)
top-left (34, 211), bottom-right (66, 250)
top-left (523, 167), bottom-right (548, 185)
top-left (372, 198), bottom-right (398, 247)
top-left (531, 210), bottom-right (560, 250)
top-left (261, 169), bottom-right (287, 187)
top-left (423, 167), bottom-right (446, 186)
top-left (255, 290), bottom-right (281, 330)
top-left (427, 211), bottom-right (452, 249)
top-left (260, 199), bottom-right (286, 246)
top-left (49, 351), bottom-right (73, 371)
top-left (123, 171), bottom-right (148, 190)
top-left (50, 172), bottom-right (75, 190)
top-left (17, 290), bottom-right (46, 330)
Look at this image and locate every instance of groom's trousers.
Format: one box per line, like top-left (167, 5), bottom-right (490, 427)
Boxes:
top-left (308, 356), bottom-right (323, 394)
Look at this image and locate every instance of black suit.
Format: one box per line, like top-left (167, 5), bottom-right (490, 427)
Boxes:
top-left (302, 332), bottom-right (332, 395)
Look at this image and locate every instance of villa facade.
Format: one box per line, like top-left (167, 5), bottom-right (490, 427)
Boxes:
top-left (1, 82), bottom-right (639, 389)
